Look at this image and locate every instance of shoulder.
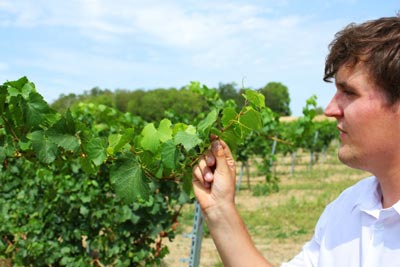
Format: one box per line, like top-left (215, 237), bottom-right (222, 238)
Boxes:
top-left (325, 175), bottom-right (377, 213)
top-left (314, 176), bottom-right (376, 238)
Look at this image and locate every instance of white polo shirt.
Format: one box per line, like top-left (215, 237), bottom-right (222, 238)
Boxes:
top-left (282, 176), bottom-right (400, 267)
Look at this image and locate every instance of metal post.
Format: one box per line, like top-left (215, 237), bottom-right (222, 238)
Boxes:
top-left (189, 201), bottom-right (204, 267)
top-left (269, 137), bottom-right (278, 172)
top-left (309, 131), bottom-right (319, 169)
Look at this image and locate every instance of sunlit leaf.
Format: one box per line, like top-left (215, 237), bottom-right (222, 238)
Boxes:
top-left (243, 90), bottom-right (265, 109)
top-left (197, 109), bottom-right (218, 135)
top-left (239, 107), bottom-right (262, 131)
top-left (141, 123), bottom-right (160, 153)
top-left (174, 130), bottom-right (201, 151)
top-left (158, 119), bottom-right (172, 142)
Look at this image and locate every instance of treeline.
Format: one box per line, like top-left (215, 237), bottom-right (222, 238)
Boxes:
top-left (51, 81), bottom-right (299, 122)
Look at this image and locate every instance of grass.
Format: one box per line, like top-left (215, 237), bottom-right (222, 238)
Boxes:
top-left (162, 146), bottom-right (370, 266)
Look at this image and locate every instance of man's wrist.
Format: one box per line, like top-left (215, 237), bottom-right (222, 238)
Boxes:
top-left (203, 201), bottom-right (238, 227)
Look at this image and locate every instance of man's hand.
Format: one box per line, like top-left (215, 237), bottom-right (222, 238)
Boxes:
top-left (192, 138), bottom-right (236, 212)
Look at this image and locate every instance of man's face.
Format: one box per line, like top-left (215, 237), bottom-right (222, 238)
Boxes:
top-left (324, 62), bottom-right (400, 175)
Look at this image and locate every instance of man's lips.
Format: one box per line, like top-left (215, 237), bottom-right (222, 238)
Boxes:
top-left (337, 126), bottom-right (346, 133)
top-left (337, 126), bottom-right (347, 138)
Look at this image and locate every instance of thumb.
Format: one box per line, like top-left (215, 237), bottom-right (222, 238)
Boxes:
top-left (212, 140), bottom-right (236, 178)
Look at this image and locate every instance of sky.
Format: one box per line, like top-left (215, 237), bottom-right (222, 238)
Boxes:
top-left (0, 0), bottom-right (399, 116)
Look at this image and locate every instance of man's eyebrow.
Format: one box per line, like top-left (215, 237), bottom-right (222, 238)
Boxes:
top-left (335, 80), bottom-right (355, 90)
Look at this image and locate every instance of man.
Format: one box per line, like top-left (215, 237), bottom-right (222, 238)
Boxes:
top-left (192, 16), bottom-right (400, 266)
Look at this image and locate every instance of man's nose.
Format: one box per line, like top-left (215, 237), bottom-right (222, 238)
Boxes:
top-left (324, 94), bottom-right (342, 118)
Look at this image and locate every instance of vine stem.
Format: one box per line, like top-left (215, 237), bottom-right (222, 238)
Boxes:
top-left (1, 114), bottom-right (19, 141)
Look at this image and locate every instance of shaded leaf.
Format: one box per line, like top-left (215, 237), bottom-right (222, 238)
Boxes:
top-left (28, 130), bottom-right (58, 164)
top-left (108, 128), bottom-right (135, 155)
top-left (80, 156), bottom-right (97, 174)
top-left (85, 137), bottom-right (106, 166)
top-left (221, 107), bottom-right (237, 128)
top-left (110, 156), bottom-right (150, 202)
top-left (161, 140), bottom-right (178, 169)
top-left (48, 132), bottom-right (80, 152)
top-left (24, 92), bottom-right (59, 128)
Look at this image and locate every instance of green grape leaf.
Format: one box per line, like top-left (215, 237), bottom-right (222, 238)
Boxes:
top-left (174, 126), bottom-right (202, 151)
top-left (85, 137), bottom-right (106, 166)
top-left (181, 171), bottom-right (194, 197)
top-left (24, 92), bottom-right (59, 128)
top-left (21, 81), bottom-right (37, 99)
top-left (0, 86), bottom-right (6, 115)
top-left (116, 205), bottom-right (140, 223)
top-left (28, 130), bottom-right (58, 163)
top-left (110, 156), bottom-right (150, 202)
top-left (243, 90), bottom-right (265, 109)
top-left (64, 109), bottom-right (76, 134)
top-left (220, 128), bottom-right (241, 156)
top-left (161, 140), bottom-right (178, 169)
top-left (0, 147), bottom-right (5, 165)
top-left (80, 156), bottom-right (97, 174)
top-left (158, 119), bottom-right (173, 142)
top-left (197, 109), bottom-right (218, 135)
top-left (107, 134), bottom-right (122, 155)
top-left (221, 107), bottom-right (237, 128)
top-left (5, 76), bottom-right (32, 99)
top-left (109, 128), bottom-right (135, 154)
top-left (141, 123), bottom-right (160, 153)
top-left (239, 107), bottom-right (262, 132)
top-left (155, 164), bottom-right (163, 178)
top-left (45, 111), bottom-right (80, 152)
top-left (48, 132), bottom-right (80, 152)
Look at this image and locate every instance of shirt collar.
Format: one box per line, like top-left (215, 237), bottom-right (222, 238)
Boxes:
top-left (353, 176), bottom-right (400, 218)
top-left (392, 201), bottom-right (400, 214)
top-left (353, 176), bottom-right (381, 207)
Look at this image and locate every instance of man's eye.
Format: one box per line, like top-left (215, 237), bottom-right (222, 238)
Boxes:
top-left (343, 90), bottom-right (355, 96)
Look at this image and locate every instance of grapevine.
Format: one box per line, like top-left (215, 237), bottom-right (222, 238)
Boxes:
top-left (0, 77), bottom-right (267, 265)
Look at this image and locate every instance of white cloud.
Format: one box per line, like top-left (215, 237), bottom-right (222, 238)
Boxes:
top-left (3, 0), bottom-right (394, 115)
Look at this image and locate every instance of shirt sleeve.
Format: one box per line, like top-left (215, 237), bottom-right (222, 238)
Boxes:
top-left (280, 201), bottom-right (334, 267)
top-left (280, 237), bottom-right (320, 267)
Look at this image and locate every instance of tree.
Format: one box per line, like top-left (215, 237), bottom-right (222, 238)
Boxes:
top-left (126, 88), bottom-right (208, 122)
top-left (51, 93), bottom-right (78, 113)
top-left (259, 82), bottom-right (291, 116)
top-left (217, 82), bottom-right (244, 110)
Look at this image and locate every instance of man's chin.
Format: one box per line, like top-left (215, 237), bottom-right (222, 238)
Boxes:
top-left (337, 148), bottom-right (361, 169)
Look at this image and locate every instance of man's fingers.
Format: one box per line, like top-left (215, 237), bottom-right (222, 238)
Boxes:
top-left (212, 140), bottom-right (236, 178)
top-left (193, 155), bottom-right (215, 185)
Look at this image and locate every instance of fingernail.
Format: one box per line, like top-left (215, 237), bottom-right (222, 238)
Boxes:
top-left (206, 155), bottom-right (213, 165)
top-left (212, 141), bottom-right (221, 150)
top-left (205, 172), bottom-right (213, 182)
top-left (212, 141), bottom-right (224, 156)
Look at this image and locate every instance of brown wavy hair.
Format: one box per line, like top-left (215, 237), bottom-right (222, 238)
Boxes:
top-left (324, 15), bottom-right (400, 104)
